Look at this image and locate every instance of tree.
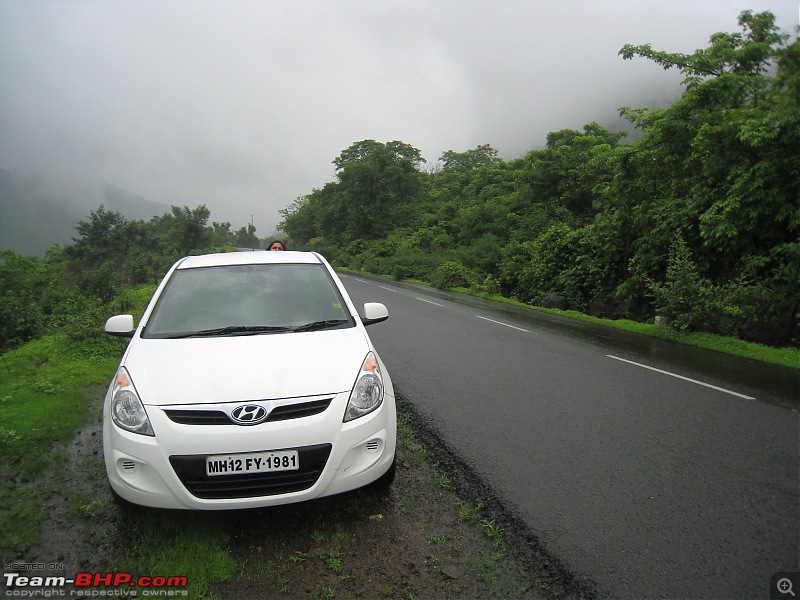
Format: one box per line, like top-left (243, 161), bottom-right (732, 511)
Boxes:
top-left (614, 10), bottom-right (799, 342)
top-left (156, 205), bottom-right (213, 255)
top-left (273, 10), bottom-right (797, 345)
top-left (211, 221), bottom-right (234, 247)
top-left (282, 140), bottom-right (428, 249)
top-left (617, 11), bottom-right (798, 273)
top-left (439, 144), bottom-right (500, 171)
top-left (520, 124), bottom-right (624, 219)
top-left (620, 11), bottom-right (788, 83)
top-left (278, 195), bottom-right (319, 246)
top-left (67, 205), bottom-right (129, 269)
top-left (233, 223), bottom-right (259, 249)
top-left (0, 251), bottom-right (47, 350)
top-left (333, 139), bottom-right (425, 172)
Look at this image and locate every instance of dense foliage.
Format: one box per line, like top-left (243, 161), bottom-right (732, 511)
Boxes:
top-left (0, 204), bottom-right (265, 353)
top-left (279, 12), bottom-right (799, 347)
top-left (1, 11), bottom-right (796, 352)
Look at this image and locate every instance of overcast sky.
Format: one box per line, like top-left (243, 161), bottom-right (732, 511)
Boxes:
top-left (1, 0), bottom-right (797, 233)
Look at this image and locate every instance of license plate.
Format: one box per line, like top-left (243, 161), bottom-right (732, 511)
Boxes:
top-left (206, 450), bottom-right (299, 476)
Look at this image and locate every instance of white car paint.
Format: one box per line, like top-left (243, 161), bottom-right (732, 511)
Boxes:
top-left (122, 329), bottom-right (373, 405)
top-left (103, 251), bottom-right (396, 510)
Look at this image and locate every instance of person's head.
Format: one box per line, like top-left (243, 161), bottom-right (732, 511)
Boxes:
top-left (268, 240), bottom-right (286, 251)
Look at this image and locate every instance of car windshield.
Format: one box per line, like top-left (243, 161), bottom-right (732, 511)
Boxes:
top-left (142, 263), bottom-right (353, 339)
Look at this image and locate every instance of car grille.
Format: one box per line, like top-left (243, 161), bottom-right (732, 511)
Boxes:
top-left (169, 444), bottom-right (332, 499)
top-left (163, 410), bottom-right (230, 425)
top-left (163, 398), bottom-right (333, 425)
top-left (268, 399), bottom-right (333, 421)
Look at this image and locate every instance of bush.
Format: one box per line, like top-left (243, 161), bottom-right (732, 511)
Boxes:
top-left (555, 226), bottom-right (610, 312)
top-left (75, 261), bottom-right (122, 303)
top-left (429, 262), bottom-right (476, 289)
top-left (648, 237), bottom-right (717, 332)
top-left (717, 279), bottom-right (798, 346)
top-left (498, 241), bottom-right (536, 300)
top-left (477, 274), bottom-right (500, 295)
top-left (384, 247), bottom-right (440, 281)
top-left (504, 224), bottom-right (582, 303)
top-left (0, 251), bottom-right (47, 352)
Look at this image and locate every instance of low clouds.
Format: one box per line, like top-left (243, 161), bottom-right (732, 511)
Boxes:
top-left (0, 0), bottom-right (796, 231)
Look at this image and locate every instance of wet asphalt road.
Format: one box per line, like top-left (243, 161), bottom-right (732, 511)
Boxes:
top-left (341, 274), bottom-right (800, 600)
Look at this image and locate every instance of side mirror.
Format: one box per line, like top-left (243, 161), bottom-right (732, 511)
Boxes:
top-left (105, 314), bottom-right (135, 338)
top-left (361, 302), bottom-right (388, 326)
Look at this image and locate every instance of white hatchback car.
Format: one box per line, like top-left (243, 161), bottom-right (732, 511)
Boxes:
top-left (103, 251), bottom-right (396, 510)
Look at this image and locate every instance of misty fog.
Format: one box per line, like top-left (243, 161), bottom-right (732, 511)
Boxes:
top-left (0, 0), bottom-right (796, 232)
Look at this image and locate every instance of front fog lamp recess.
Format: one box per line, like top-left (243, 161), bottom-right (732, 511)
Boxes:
top-left (344, 353), bottom-right (384, 422)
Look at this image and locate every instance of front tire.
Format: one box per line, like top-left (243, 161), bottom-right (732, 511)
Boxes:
top-left (109, 485), bottom-right (143, 512)
top-left (367, 454), bottom-right (396, 491)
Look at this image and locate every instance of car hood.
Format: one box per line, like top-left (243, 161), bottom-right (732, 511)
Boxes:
top-left (122, 328), bottom-right (371, 406)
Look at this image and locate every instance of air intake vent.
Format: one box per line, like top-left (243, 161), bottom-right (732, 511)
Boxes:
top-left (164, 398), bottom-right (333, 426)
top-left (267, 399), bottom-right (332, 421)
top-left (365, 439), bottom-right (381, 454)
top-left (121, 460), bottom-right (136, 473)
top-left (163, 410), bottom-right (230, 425)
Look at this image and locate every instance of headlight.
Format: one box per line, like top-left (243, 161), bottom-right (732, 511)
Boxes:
top-left (344, 352), bottom-right (384, 422)
top-left (110, 367), bottom-right (154, 436)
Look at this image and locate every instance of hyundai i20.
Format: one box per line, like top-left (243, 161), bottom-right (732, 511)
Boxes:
top-left (103, 251), bottom-right (396, 509)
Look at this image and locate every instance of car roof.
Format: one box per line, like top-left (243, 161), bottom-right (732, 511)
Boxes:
top-left (175, 251), bottom-right (323, 270)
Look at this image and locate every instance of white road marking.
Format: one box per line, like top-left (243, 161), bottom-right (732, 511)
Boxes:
top-left (379, 285), bottom-right (401, 293)
top-left (475, 316), bottom-right (530, 333)
top-left (415, 297), bottom-right (444, 306)
top-left (606, 355), bottom-right (756, 400)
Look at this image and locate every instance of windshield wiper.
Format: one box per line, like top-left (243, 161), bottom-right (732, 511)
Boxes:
top-left (168, 325), bottom-right (294, 338)
top-left (160, 320), bottom-right (350, 338)
top-left (291, 319), bottom-right (351, 332)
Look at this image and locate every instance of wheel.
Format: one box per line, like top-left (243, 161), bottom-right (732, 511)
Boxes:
top-left (109, 485), bottom-right (142, 512)
top-left (367, 454), bottom-right (397, 491)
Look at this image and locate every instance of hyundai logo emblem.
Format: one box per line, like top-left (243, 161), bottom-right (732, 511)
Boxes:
top-left (230, 404), bottom-right (268, 425)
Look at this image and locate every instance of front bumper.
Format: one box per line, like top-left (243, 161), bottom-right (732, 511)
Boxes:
top-left (103, 388), bottom-right (396, 510)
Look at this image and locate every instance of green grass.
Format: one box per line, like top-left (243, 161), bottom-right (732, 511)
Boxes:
top-left (456, 500), bottom-right (485, 522)
top-left (118, 512), bottom-right (236, 598)
top-left (0, 284), bottom-right (166, 562)
top-left (481, 518), bottom-right (505, 548)
top-left (0, 333), bottom-right (124, 556)
top-left (397, 411), bottom-right (429, 465)
top-left (432, 470), bottom-right (451, 489)
top-left (451, 287), bottom-right (799, 369)
top-left (338, 268), bottom-right (798, 369)
top-left (0, 335), bottom-right (119, 468)
top-left (0, 284), bottom-right (239, 597)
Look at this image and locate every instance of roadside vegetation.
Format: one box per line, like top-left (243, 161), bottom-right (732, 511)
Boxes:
top-left (2, 12), bottom-right (796, 367)
top-left (280, 11), bottom-right (799, 352)
top-left (0, 10), bottom-right (796, 598)
top-left (345, 272), bottom-right (800, 369)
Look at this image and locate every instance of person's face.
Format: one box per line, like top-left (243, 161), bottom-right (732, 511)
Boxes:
top-left (270, 243), bottom-right (284, 251)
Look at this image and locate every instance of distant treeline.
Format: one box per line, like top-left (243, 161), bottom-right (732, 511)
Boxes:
top-left (279, 11), bottom-right (799, 348)
top-left (0, 11), bottom-right (797, 353)
top-left (0, 205), bottom-right (272, 353)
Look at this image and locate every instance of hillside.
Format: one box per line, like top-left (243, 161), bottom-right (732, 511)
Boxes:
top-left (0, 169), bottom-right (170, 256)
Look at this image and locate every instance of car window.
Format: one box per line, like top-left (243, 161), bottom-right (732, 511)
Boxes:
top-left (142, 263), bottom-right (353, 338)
